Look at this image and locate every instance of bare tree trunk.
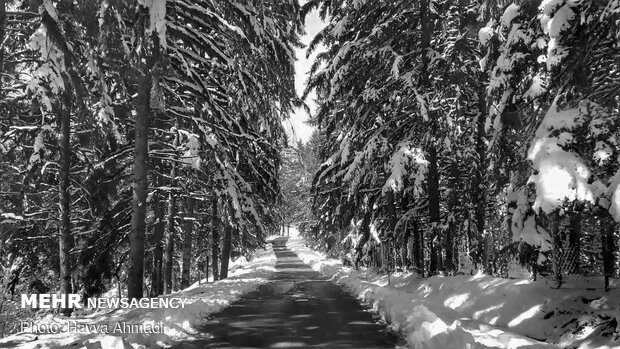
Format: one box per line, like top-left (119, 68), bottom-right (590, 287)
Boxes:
top-left (474, 69), bottom-right (488, 273)
top-left (220, 225), bottom-right (233, 279)
top-left (162, 190), bottom-right (176, 294)
top-left (601, 212), bottom-right (615, 291)
top-left (211, 197), bottom-right (219, 281)
top-left (403, 222), bottom-right (412, 269)
top-left (385, 190), bottom-right (397, 236)
top-left (549, 211), bottom-right (563, 288)
top-left (568, 209), bottom-right (581, 274)
top-left (163, 118), bottom-right (180, 294)
top-left (445, 161), bottom-right (459, 274)
top-left (428, 144), bottom-right (440, 276)
top-left (128, 70), bottom-right (151, 299)
top-left (150, 194), bottom-right (165, 296)
top-left (413, 220), bottom-right (424, 275)
top-left (205, 256), bottom-right (209, 282)
top-left (128, 27), bottom-right (162, 299)
top-left (181, 197), bottom-right (193, 289)
top-left (58, 90), bottom-right (72, 315)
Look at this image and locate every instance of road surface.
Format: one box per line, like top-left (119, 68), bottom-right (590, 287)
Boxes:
top-left (172, 237), bottom-right (402, 348)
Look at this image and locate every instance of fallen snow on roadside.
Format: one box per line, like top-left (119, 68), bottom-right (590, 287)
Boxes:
top-left (287, 233), bottom-right (620, 349)
top-left (0, 243), bottom-right (277, 349)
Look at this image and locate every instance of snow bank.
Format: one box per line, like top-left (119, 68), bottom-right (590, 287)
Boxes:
top-left (287, 233), bottom-right (620, 349)
top-left (0, 244), bottom-right (277, 349)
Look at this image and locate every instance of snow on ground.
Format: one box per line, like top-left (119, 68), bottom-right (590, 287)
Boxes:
top-left (287, 231), bottom-right (620, 349)
top-left (0, 244), bottom-right (277, 349)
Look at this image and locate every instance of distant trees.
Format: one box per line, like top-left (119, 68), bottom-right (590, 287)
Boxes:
top-left (302, 0), bottom-right (619, 286)
top-left (278, 137), bottom-right (321, 234)
top-left (0, 0), bottom-right (301, 326)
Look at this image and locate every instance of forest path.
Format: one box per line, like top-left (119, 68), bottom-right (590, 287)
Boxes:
top-left (171, 237), bottom-right (402, 348)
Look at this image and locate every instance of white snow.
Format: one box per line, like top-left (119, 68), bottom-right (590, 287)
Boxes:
top-left (331, 15), bottom-right (349, 38)
top-left (511, 190), bottom-right (552, 253)
top-left (0, 244), bottom-right (277, 349)
top-left (609, 169), bottom-right (620, 221)
top-left (523, 76), bottom-right (546, 100)
top-left (500, 4), bottom-right (520, 29)
top-left (138, 0), bottom-right (167, 48)
top-left (478, 26), bottom-right (494, 45)
top-left (545, 5), bottom-right (576, 37)
top-left (527, 137), bottom-right (594, 213)
top-left (287, 230), bottom-right (620, 349)
top-left (382, 142), bottom-right (427, 194)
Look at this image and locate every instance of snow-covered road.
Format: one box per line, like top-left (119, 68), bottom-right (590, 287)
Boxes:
top-left (171, 237), bottom-right (403, 348)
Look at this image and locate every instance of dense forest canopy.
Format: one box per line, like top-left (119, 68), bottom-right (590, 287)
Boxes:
top-left (0, 0), bottom-right (302, 334)
top-left (298, 0), bottom-right (619, 289)
top-left (0, 0), bottom-right (619, 340)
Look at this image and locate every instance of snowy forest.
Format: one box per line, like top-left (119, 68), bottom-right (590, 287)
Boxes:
top-left (0, 0), bottom-right (619, 346)
top-left (0, 0), bottom-right (303, 332)
top-left (298, 0), bottom-right (620, 288)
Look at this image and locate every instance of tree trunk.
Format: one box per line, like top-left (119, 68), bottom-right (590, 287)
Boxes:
top-left (163, 117), bottom-right (180, 294)
top-left (445, 161), bottom-right (459, 274)
top-left (128, 26), bottom-right (162, 299)
top-left (427, 145), bottom-right (440, 276)
top-left (568, 209), bottom-right (581, 274)
top-left (211, 197), bottom-right (219, 281)
top-left (58, 90), bottom-right (72, 315)
top-left (413, 220), bottom-right (424, 275)
top-left (150, 194), bottom-right (165, 296)
top-left (220, 225), bottom-right (233, 279)
top-left (162, 189), bottom-right (176, 294)
top-left (601, 213), bottom-right (615, 291)
top-left (401, 227), bottom-right (410, 269)
top-left (205, 256), bottom-right (209, 283)
top-left (181, 197), bottom-right (193, 289)
top-left (549, 211), bottom-right (563, 288)
top-left (385, 190), bottom-right (397, 238)
top-left (474, 66), bottom-right (488, 273)
top-left (419, 0), bottom-right (439, 277)
top-left (354, 208), bottom-right (373, 269)
top-left (128, 70), bottom-right (151, 300)
top-left (0, 0), bottom-right (5, 94)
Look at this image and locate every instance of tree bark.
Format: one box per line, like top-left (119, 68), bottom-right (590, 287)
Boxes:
top-left (181, 197), bottom-right (193, 289)
top-left (549, 211), bottom-right (563, 288)
top-left (420, 0), bottom-right (440, 276)
top-left (211, 196), bottom-right (220, 281)
top-left (128, 24), bottom-right (162, 299)
top-left (163, 115), bottom-right (180, 294)
top-left (58, 90), bottom-right (72, 315)
top-left (128, 70), bottom-right (151, 300)
top-left (601, 212), bottom-right (615, 291)
top-left (385, 189), bottom-right (397, 241)
top-left (354, 208), bottom-right (373, 269)
top-left (412, 220), bottom-right (424, 275)
top-left (0, 0), bottom-right (5, 94)
top-left (427, 144), bottom-right (440, 276)
top-left (220, 225), bottom-right (233, 279)
top-left (445, 161), bottom-right (459, 274)
top-left (474, 83), bottom-right (488, 272)
top-left (162, 188), bottom-right (176, 294)
top-left (150, 194), bottom-right (165, 296)
top-left (568, 209), bottom-right (581, 274)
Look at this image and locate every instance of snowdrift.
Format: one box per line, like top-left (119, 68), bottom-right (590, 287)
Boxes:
top-left (0, 243), bottom-right (277, 349)
top-left (287, 235), bottom-right (620, 349)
